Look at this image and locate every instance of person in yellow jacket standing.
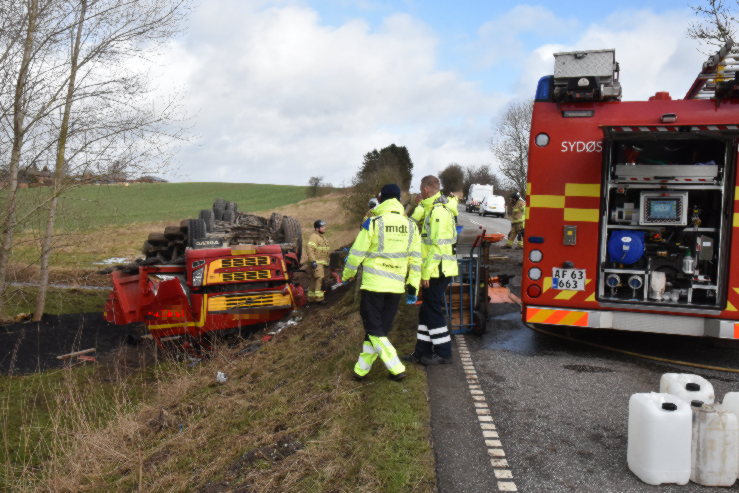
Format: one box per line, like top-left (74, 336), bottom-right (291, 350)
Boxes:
top-left (405, 175), bottom-right (459, 365)
top-left (306, 220), bottom-right (330, 303)
top-left (502, 192), bottom-right (525, 249)
top-left (342, 184), bottom-right (422, 381)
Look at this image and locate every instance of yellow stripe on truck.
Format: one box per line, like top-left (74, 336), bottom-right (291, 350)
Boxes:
top-left (530, 195), bottom-right (565, 208)
top-left (565, 183), bottom-right (600, 197)
top-left (563, 208), bottom-right (599, 222)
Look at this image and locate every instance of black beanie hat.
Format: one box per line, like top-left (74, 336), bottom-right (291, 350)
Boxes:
top-left (379, 184), bottom-right (401, 202)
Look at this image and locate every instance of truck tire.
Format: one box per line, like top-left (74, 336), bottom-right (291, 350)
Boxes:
top-left (222, 209), bottom-right (235, 223)
top-left (187, 218), bottom-right (207, 247)
top-left (213, 198), bottom-right (226, 209)
top-left (225, 201), bottom-right (237, 213)
top-left (199, 209), bottom-right (215, 232)
top-left (147, 232), bottom-right (168, 245)
top-left (164, 225), bottom-right (184, 240)
top-left (213, 205), bottom-right (225, 221)
top-left (281, 216), bottom-right (302, 260)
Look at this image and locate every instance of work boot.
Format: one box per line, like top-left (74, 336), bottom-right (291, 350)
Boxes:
top-left (402, 352), bottom-right (423, 364)
top-left (501, 243), bottom-right (513, 249)
top-left (352, 372), bottom-right (366, 381)
top-left (420, 354), bottom-right (451, 366)
top-left (388, 372), bottom-right (406, 381)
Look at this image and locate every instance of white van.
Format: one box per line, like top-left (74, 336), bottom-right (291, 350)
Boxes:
top-left (465, 184), bottom-right (493, 212)
top-left (479, 194), bottom-right (506, 218)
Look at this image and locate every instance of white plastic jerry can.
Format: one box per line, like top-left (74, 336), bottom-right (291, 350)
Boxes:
top-left (720, 392), bottom-right (739, 479)
top-left (691, 403), bottom-right (738, 486)
top-left (659, 373), bottom-right (715, 405)
top-left (627, 393), bottom-right (691, 485)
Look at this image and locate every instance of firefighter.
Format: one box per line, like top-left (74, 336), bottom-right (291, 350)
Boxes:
top-left (405, 175), bottom-right (459, 366)
top-left (341, 184), bottom-right (422, 381)
top-left (306, 219), bottom-right (330, 303)
top-left (502, 191), bottom-right (525, 249)
top-left (361, 197), bottom-right (379, 224)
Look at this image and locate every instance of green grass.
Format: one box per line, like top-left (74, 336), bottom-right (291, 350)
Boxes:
top-left (0, 365), bottom-right (151, 490)
top-left (13, 289), bottom-right (435, 492)
top-left (13, 182), bottom-right (309, 232)
top-left (3, 288), bottom-right (108, 318)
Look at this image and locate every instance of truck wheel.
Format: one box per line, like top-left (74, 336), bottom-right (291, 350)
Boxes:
top-left (213, 198), bottom-right (226, 209)
top-left (187, 218), bottom-right (207, 247)
top-left (281, 216), bottom-right (302, 260)
top-left (225, 201), bottom-right (237, 213)
top-left (147, 232), bottom-right (168, 245)
top-left (222, 209), bottom-right (235, 223)
top-left (164, 225), bottom-right (184, 240)
top-left (213, 205), bottom-right (225, 221)
top-left (199, 209), bottom-right (215, 232)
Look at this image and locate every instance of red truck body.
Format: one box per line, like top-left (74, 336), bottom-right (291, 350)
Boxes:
top-left (105, 244), bottom-right (306, 342)
top-left (521, 45), bottom-right (739, 338)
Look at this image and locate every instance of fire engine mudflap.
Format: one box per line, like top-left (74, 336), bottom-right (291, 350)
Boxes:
top-left (104, 199), bottom-right (309, 347)
top-left (522, 41), bottom-right (739, 339)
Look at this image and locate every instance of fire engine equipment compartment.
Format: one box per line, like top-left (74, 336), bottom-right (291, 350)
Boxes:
top-left (598, 135), bottom-right (734, 309)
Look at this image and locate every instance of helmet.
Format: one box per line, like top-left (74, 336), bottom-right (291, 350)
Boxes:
top-left (313, 219), bottom-right (326, 229)
top-left (368, 197), bottom-right (379, 209)
top-left (512, 192), bottom-right (521, 201)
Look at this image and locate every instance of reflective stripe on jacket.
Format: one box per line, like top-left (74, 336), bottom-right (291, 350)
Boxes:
top-left (341, 198), bottom-right (422, 293)
top-left (418, 191), bottom-right (459, 280)
top-left (307, 232), bottom-right (330, 265)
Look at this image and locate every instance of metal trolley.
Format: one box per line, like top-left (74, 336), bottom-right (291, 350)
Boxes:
top-left (444, 230), bottom-right (505, 334)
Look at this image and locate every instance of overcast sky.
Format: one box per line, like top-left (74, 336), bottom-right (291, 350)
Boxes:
top-left (152, 0), bottom-right (710, 188)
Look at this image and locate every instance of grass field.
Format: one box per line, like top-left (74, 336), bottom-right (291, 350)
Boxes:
top-left (13, 182), bottom-right (309, 232)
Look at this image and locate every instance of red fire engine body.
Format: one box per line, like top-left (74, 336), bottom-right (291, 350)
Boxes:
top-left (105, 244), bottom-right (306, 343)
top-left (522, 43), bottom-right (739, 338)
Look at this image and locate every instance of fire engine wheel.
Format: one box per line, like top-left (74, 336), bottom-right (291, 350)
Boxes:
top-left (199, 209), bottom-right (215, 232)
top-left (222, 209), bottom-right (235, 223)
top-left (281, 216), bottom-right (302, 260)
top-left (187, 218), bottom-right (207, 247)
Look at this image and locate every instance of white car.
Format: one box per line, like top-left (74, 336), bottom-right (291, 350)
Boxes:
top-left (479, 194), bottom-right (506, 218)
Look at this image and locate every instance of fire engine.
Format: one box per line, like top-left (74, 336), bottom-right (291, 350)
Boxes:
top-left (104, 203), bottom-right (307, 346)
top-left (522, 41), bottom-right (739, 338)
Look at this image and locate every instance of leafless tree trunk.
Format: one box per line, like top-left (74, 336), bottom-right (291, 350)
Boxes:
top-left (34, 0), bottom-right (86, 321)
top-left (490, 99), bottom-right (533, 196)
top-left (0, 0), bottom-right (40, 315)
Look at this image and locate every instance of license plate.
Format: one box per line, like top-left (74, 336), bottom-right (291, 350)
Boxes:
top-left (552, 268), bottom-right (586, 290)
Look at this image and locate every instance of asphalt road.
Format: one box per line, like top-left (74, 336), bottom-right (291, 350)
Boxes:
top-left (428, 218), bottom-right (739, 493)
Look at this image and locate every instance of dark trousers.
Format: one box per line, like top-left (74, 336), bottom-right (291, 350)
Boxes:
top-left (359, 290), bottom-right (401, 337)
top-left (414, 275), bottom-right (452, 359)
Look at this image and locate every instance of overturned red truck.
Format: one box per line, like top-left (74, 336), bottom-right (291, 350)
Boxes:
top-left (104, 200), bottom-right (307, 345)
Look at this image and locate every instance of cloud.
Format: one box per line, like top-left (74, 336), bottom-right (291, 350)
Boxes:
top-left (158, 0), bottom-right (504, 186)
top-left (515, 8), bottom-right (705, 101)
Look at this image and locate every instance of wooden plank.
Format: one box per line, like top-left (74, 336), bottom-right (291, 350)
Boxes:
top-left (56, 348), bottom-right (96, 360)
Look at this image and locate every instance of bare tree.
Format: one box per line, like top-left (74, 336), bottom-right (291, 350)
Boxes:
top-left (462, 164), bottom-right (503, 197)
top-left (490, 99), bottom-right (533, 196)
top-left (689, 0), bottom-right (737, 49)
top-left (31, 0), bottom-right (188, 320)
top-left (307, 176), bottom-right (324, 197)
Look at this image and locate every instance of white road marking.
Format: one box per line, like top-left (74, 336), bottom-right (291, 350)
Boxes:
top-left (456, 334), bottom-right (517, 492)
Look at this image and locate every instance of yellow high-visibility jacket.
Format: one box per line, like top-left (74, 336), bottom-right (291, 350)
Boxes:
top-left (418, 191), bottom-right (459, 280)
top-left (307, 231), bottom-right (330, 265)
top-left (341, 198), bottom-right (422, 294)
top-left (511, 199), bottom-right (526, 225)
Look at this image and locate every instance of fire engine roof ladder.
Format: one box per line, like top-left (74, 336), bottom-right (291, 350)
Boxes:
top-left (685, 39), bottom-right (738, 99)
